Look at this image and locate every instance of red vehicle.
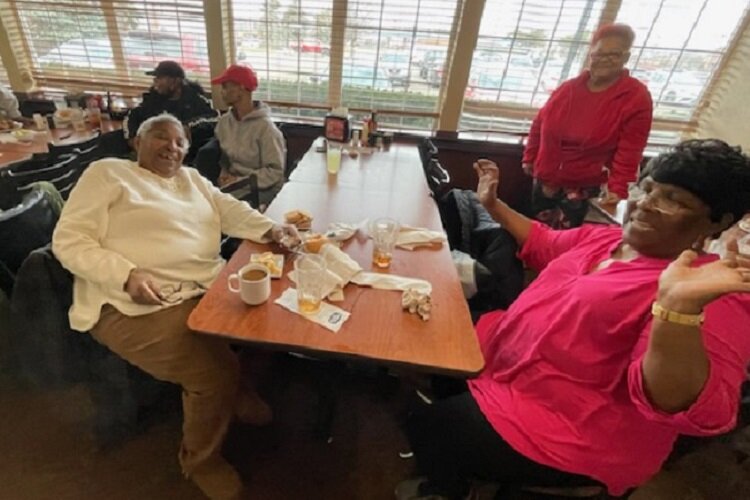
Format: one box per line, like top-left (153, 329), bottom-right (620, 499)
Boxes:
top-left (289, 39), bottom-right (330, 55)
top-left (124, 31), bottom-right (210, 74)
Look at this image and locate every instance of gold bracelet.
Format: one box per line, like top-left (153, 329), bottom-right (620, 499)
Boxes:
top-left (651, 302), bottom-right (704, 327)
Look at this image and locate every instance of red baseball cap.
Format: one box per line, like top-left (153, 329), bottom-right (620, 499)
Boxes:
top-left (211, 64), bottom-right (258, 91)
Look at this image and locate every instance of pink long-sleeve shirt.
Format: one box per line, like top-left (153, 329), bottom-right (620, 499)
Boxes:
top-left (469, 223), bottom-right (750, 495)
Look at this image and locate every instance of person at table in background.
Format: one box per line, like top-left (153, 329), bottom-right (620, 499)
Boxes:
top-left (211, 64), bottom-right (286, 207)
top-left (522, 23), bottom-right (652, 229)
top-left (399, 139), bottom-right (750, 499)
top-left (124, 60), bottom-right (218, 149)
top-left (0, 85), bottom-right (33, 126)
top-left (53, 113), bottom-right (299, 500)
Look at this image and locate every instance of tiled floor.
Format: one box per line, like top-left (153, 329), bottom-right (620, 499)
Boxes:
top-left (2, 294), bottom-right (750, 499)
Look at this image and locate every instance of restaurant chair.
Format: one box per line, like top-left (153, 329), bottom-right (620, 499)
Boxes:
top-left (47, 132), bottom-right (100, 159)
top-left (18, 97), bottom-right (56, 118)
top-left (277, 122), bottom-right (300, 179)
top-left (97, 129), bottom-right (131, 159)
top-left (0, 184), bottom-right (60, 297)
top-left (186, 118), bottom-right (218, 166)
top-left (418, 137), bottom-right (439, 170)
top-left (195, 137), bottom-right (222, 186)
top-left (9, 245), bottom-right (177, 447)
top-left (3, 153), bottom-right (83, 200)
top-left (424, 157), bottom-right (451, 198)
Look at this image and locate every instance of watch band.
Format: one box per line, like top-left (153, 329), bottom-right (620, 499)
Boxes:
top-left (651, 301), bottom-right (704, 327)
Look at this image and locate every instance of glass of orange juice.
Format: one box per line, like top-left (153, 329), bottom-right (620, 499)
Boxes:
top-left (294, 254), bottom-right (327, 314)
top-left (371, 217), bottom-right (400, 269)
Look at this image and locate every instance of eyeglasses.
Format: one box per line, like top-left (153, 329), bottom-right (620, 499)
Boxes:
top-left (159, 281), bottom-right (205, 304)
top-left (590, 51), bottom-right (625, 61)
top-left (627, 184), bottom-right (686, 216)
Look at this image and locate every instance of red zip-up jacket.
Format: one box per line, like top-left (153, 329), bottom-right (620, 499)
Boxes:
top-left (523, 70), bottom-right (652, 198)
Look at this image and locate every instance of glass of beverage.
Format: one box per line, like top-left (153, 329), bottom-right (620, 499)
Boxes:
top-left (371, 217), bottom-right (400, 269)
top-left (327, 142), bottom-right (342, 174)
top-left (88, 107), bottom-right (102, 127)
top-left (294, 254), bottom-right (327, 314)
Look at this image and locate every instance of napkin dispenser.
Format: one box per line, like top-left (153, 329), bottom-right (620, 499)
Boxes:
top-left (324, 107), bottom-right (350, 143)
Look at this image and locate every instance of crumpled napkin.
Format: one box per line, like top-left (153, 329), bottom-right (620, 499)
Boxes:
top-left (324, 222), bottom-right (359, 242)
top-left (396, 226), bottom-right (447, 250)
top-left (350, 272), bottom-right (432, 294)
top-left (0, 134), bottom-right (19, 144)
top-left (274, 288), bottom-right (350, 332)
top-left (288, 243), bottom-right (363, 301)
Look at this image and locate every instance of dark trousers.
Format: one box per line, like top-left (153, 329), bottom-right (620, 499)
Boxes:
top-left (531, 180), bottom-right (600, 229)
top-left (406, 391), bottom-right (600, 499)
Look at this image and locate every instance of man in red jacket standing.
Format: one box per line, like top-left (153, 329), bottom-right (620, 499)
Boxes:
top-left (523, 23), bottom-right (653, 228)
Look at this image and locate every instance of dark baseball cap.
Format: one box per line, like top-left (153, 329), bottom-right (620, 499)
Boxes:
top-left (145, 60), bottom-right (185, 79)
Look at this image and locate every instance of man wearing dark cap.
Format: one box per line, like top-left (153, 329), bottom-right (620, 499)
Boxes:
top-left (124, 60), bottom-right (218, 149)
top-left (211, 64), bottom-right (285, 207)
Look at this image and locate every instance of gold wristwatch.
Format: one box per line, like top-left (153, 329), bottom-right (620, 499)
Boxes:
top-left (651, 302), bottom-right (704, 327)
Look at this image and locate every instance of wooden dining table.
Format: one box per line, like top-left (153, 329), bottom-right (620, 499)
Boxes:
top-left (0, 119), bottom-right (122, 168)
top-left (188, 141), bottom-right (484, 377)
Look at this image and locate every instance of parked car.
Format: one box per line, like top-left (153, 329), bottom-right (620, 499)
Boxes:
top-left (38, 38), bottom-right (114, 69)
top-left (378, 53), bottom-right (409, 88)
top-left (289, 39), bottom-right (330, 55)
top-left (123, 31), bottom-right (209, 74)
top-left (419, 49), bottom-right (448, 86)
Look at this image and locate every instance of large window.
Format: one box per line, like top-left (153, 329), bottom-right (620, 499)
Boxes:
top-left (231, 0), bottom-right (334, 120)
top-left (1, 0), bottom-right (747, 139)
top-left (13, 0), bottom-right (112, 88)
top-left (6, 0), bottom-right (209, 96)
top-left (459, 0), bottom-right (748, 136)
top-left (341, 0), bottom-right (458, 130)
top-left (460, 0), bottom-right (607, 133)
top-left (616, 0), bottom-right (748, 121)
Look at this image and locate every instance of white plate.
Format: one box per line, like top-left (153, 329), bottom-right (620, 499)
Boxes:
top-left (249, 253), bottom-right (284, 279)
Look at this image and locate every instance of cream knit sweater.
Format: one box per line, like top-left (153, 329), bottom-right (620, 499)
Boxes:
top-left (52, 158), bottom-right (275, 331)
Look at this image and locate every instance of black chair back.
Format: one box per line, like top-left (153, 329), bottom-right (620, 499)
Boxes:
top-left (0, 186), bottom-right (60, 286)
top-left (97, 129), bottom-right (130, 159)
top-left (4, 154), bottom-right (83, 200)
top-left (194, 137), bottom-right (222, 186)
top-left (18, 98), bottom-right (56, 118)
top-left (418, 137), bottom-right (439, 169)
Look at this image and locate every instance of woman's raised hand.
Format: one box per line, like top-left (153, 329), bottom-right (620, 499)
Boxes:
top-left (657, 243), bottom-right (750, 314)
top-left (473, 159), bottom-right (500, 210)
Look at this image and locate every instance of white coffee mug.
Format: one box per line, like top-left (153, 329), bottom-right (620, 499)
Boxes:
top-left (227, 263), bottom-right (271, 305)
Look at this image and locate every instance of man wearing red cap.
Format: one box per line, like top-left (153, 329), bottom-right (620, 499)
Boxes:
top-left (211, 64), bottom-right (286, 206)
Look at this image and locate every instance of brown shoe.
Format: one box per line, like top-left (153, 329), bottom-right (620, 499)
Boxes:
top-left (234, 390), bottom-right (273, 426)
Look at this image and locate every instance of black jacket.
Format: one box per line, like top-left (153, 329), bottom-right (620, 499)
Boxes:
top-left (124, 81), bottom-right (218, 139)
top-left (438, 189), bottom-right (524, 318)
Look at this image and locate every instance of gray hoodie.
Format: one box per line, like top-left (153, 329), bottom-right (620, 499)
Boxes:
top-left (215, 101), bottom-right (285, 190)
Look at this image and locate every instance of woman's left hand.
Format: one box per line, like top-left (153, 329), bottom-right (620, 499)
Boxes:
top-left (657, 246), bottom-right (750, 313)
top-left (270, 223), bottom-right (301, 249)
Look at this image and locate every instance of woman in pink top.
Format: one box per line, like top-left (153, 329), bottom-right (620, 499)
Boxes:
top-left (397, 140), bottom-right (750, 499)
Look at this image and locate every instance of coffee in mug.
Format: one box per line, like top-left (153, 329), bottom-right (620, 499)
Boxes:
top-left (228, 263), bottom-right (271, 305)
top-left (242, 269), bottom-right (268, 281)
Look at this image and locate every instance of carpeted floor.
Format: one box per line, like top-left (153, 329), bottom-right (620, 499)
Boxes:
top-left (2, 292), bottom-right (750, 500)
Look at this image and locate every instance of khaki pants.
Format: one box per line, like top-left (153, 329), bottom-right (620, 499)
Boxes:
top-left (91, 299), bottom-right (243, 499)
